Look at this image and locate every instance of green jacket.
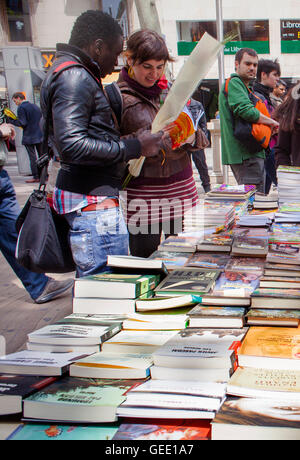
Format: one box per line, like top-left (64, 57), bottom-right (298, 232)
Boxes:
top-left (219, 73), bottom-right (265, 165)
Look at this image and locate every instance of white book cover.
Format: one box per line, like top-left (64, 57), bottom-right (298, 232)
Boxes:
top-left (0, 351), bottom-right (83, 369)
top-left (28, 324), bottom-right (110, 339)
top-left (153, 328), bottom-right (248, 368)
top-left (128, 379), bottom-right (226, 399)
top-left (122, 392), bottom-right (223, 412)
top-left (70, 352), bottom-right (153, 370)
top-left (102, 330), bottom-right (177, 347)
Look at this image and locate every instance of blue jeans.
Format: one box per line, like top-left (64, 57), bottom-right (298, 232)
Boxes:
top-left (0, 169), bottom-right (49, 300)
top-left (65, 205), bottom-right (129, 277)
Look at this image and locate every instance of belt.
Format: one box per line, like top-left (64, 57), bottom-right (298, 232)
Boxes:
top-left (81, 198), bottom-right (119, 212)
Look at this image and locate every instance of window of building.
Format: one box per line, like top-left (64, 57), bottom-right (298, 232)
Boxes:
top-left (5, 0), bottom-right (32, 42)
top-left (178, 19), bottom-right (269, 55)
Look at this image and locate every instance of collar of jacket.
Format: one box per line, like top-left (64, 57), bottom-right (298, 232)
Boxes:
top-left (55, 43), bottom-right (101, 81)
top-left (253, 80), bottom-right (272, 98)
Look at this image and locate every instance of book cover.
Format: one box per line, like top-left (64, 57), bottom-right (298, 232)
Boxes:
top-left (212, 396), bottom-right (300, 440)
top-left (267, 243), bottom-right (300, 264)
top-left (69, 352), bottom-right (153, 379)
top-left (0, 351), bottom-right (86, 376)
top-left (74, 273), bottom-right (161, 299)
top-left (0, 375), bottom-right (56, 415)
top-left (101, 330), bottom-right (177, 354)
top-left (7, 423), bottom-right (119, 441)
top-left (158, 235), bottom-right (200, 253)
top-left (225, 257), bottom-right (265, 273)
top-left (246, 309), bottom-right (300, 327)
top-left (149, 251), bottom-right (191, 270)
top-left (155, 268), bottom-right (221, 296)
top-left (211, 270), bottom-right (261, 297)
top-left (238, 326), bottom-right (300, 369)
top-left (27, 323), bottom-right (121, 346)
top-left (112, 420), bottom-right (211, 440)
top-left (188, 305), bottom-right (245, 319)
top-left (185, 253), bottom-right (230, 270)
top-left (153, 328), bottom-right (248, 369)
top-left (227, 367), bottom-right (300, 400)
top-left (23, 377), bottom-right (144, 423)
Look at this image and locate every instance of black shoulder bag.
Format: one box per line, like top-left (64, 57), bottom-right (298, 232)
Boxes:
top-left (15, 100), bottom-right (75, 274)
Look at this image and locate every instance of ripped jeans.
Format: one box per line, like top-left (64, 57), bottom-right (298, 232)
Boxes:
top-left (64, 207), bottom-right (129, 278)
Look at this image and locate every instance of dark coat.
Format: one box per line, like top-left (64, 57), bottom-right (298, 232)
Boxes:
top-left (274, 124), bottom-right (300, 168)
top-left (40, 44), bottom-right (141, 196)
top-left (13, 101), bottom-right (43, 145)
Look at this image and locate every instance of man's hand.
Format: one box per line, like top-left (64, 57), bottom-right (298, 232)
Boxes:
top-left (137, 131), bottom-right (163, 158)
top-left (0, 123), bottom-right (16, 140)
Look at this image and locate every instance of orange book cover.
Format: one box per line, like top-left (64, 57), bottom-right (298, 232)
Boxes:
top-left (238, 327), bottom-right (300, 360)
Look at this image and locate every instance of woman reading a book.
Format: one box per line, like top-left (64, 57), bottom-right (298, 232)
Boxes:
top-left (117, 30), bottom-right (204, 258)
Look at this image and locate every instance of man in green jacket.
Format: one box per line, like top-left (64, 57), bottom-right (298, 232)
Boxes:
top-left (219, 48), bottom-right (279, 193)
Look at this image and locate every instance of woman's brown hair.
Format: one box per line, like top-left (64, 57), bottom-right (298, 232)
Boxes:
top-left (274, 84), bottom-right (300, 132)
top-left (124, 29), bottom-right (174, 65)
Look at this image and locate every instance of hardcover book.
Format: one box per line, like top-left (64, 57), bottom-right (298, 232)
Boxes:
top-left (154, 268), bottom-right (221, 297)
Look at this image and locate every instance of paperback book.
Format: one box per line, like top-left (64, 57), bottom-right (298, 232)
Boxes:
top-left (267, 243), bottom-right (300, 265)
top-left (152, 328), bottom-right (248, 369)
top-left (210, 270), bottom-right (261, 298)
top-left (122, 309), bottom-right (190, 330)
top-left (196, 233), bottom-right (233, 253)
top-left (69, 352), bottom-right (153, 379)
top-left (187, 306), bottom-right (246, 328)
top-left (101, 330), bottom-right (177, 354)
top-left (185, 253), bottom-right (230, 270)
top-left (237, 326), bottom-right (300, 370)
top-left (23, 377), bottom-right (144, 423)
top-left (231, 236), bottom-right (269, 257)
top-left (135, 294), bottom-right (199, 312)
top-left (149, 250), bottom-right (192, 270)
top-left (246, 309), bottom-right (300, 327)
top-left (251, 288), bottom-right (300, 309)
top-left (0, 375), bottom-right (56, 415)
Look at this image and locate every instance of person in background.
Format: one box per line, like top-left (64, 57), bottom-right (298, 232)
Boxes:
top-left (270, 79), bottom-right (287, 109)
top-left (0, 123), bottom-right (73, 304)
top-left (40, 11), bottom-right (163, 277)
top-left (189, 99), bottom-right (211, 193)
top-left (11, 93), bottom-right (43, 184)
top-left (274, 85), bottom-right (300, 167)
top-left (118, 29), bottom-right (202, 258)
top-left (253, 59), bottom-right (281, 194)
top-left (219, 48), bottom-right (279, 194)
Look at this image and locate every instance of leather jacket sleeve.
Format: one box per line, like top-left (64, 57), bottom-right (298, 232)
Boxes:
top-left (48, 68), bottom-right (140, 167)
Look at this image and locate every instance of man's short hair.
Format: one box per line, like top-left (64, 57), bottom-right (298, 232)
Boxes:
top-left (12, 92), bottom-right (25, 100)
top-left (257, 59), bottom-right (281, 81)
top-left (277, 79), bottom-right (287, 88)
top-left (69, 10), bottom-right (123, 49)
top-left (235, 48), bottom-right (258, 64)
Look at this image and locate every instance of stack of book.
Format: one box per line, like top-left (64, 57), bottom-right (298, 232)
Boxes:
top-left (277, 165), bottom-right (300, 205)
top-left (252, 192), bottom-right (278, 210)
top-left (26, 313), bottom-right (123, 354)
top-left (183, 202), bottom-right (235, 233)
top-left (205, 184), bottom-right (255, 219)
top-left (150, 328), bottom-right (248, 384)
top-left (73, 256), bottom-right (167, 314)
top-left (116, 378), bottom-right (227, 420)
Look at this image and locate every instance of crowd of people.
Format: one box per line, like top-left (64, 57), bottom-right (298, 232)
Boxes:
top-left (1, 9), bottom-right (299, 304)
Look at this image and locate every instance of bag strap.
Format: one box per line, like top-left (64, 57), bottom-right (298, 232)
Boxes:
top-left (104, 82), bottom-right (123, 128)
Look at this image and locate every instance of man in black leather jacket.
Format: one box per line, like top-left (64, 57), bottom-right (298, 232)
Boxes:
top-left (40, 10), bottom-right (163, 277)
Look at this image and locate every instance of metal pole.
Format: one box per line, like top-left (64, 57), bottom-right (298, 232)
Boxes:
top-left (215, 0), bottom-right (229, 183)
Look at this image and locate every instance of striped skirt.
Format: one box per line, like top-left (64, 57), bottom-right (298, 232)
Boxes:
top-left (121, 165), bottom-right (199, 227)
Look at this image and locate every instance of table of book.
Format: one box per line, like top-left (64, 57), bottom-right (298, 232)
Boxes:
top-left (2, 180), bottom-right (300, 441)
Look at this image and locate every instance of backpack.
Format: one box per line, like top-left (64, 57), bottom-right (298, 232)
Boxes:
top-left (224, 76), bottom-right (272, 154)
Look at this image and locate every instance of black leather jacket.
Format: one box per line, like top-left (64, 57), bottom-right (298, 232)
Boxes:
top-left (40, 43), bottom-right (141, 196)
